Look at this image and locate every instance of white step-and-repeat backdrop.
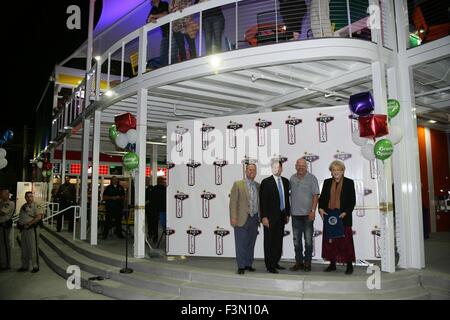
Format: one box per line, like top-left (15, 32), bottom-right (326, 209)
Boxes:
top-left (166, 105), bottom-right (381, 261)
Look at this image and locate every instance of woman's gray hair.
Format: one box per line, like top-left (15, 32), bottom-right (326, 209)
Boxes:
top-left (329, 160), bottom-right (345, 172)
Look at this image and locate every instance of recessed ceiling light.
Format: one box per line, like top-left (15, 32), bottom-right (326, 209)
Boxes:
top-left (162, 135), bottom-right (167, 139)
top-left (209, 55), bottom-right (221, 68)
top-left (428, 120), bottom-right (437, 124)
top-left (105, 90), bottom-right (115, 97)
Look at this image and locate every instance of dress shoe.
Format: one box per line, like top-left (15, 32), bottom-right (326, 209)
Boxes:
top-left (324, 263), bottom-right (337, 272)
top-left (304, 261), bottom-right (312, 272)
top-left (275, 264), bottom-right (285, 270)
top-left (267, 268), bottom-right (279, 274)
top-left (17, 267), bottom-right (28, 272)
top-left (237, 268), bottom-right (245, 275)
top-left (289, 262), bottom-right (304, 271)
top-left (31, 268), bottom-right (39, 273)
top-left (245, 266), bottom-right (256, 272)
top-left (345, 263), bottom-right (353, 275)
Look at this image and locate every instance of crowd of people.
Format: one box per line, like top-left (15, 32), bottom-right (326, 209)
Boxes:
top-left (146, 0), bottom-right (332, 66)
top-left (230, 159), bottom-right (356, 275)
top-left (0, 173), bottom-right (168, 273)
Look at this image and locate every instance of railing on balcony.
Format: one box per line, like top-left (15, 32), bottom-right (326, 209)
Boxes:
top-left (51, 0), bottom-right (396, 142)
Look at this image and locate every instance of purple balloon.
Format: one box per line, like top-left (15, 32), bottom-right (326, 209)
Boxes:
top-left (349, 92), bottom-right (374, 116)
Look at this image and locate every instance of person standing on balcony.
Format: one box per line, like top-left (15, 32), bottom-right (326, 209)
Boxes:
top-left (0, 187), bottom-right (15, 270)
top-left (170, 0), bottom-right (197, 61)
top-left (17, 192), bottom-right (43, 273)
top-left (195, 0), bottom-right (225, 55)
top-left (56, 176), bottom-right (76, 232)
top-left (147, 0), bottom-right (178, 67)
top-left (279, 0), bottom-right (307, 40)
top-left (310, 0), bottom-right (333, 38)
top-left (102, 176), bottom-right (125, 240)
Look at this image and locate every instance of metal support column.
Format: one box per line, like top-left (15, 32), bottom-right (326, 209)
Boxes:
top-left (134, 88), bottom-right (148, 258)
top-left (90, 110), bottom-right (101, 245)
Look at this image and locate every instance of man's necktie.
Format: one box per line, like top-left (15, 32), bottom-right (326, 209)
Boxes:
top-left (277, 177), bottom-right (285, 211)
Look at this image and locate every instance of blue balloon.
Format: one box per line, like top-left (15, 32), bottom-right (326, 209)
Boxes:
top-left (125, 143), bottom-right (136, 152)
top-left (2, 130), bottom-right (13, 142)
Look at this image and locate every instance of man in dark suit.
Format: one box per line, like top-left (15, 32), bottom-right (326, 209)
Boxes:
top-left (259, 159), bottom-right (291, 273)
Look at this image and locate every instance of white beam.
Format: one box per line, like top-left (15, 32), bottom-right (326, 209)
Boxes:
top-left (152, 144), bottom-right (158, 186)
top-left (134, 88), bottom-right (147, 258)
top-left (407, 36), bottom-right (450, 67)
top-left (80, 118), bottom-right (90, 240)
top-left (61, 138), bottom-right (67, 181)
top-left (86, 0), bottom-right (95, 71)
top-left (372, 61), bottom-right (395, 273)
top-left (155, 85), bottom-right (262, 107)
top-left (392, 0), bottom-right (425, 269)
top-left (230, 65), bottom-right (371, 115)
top-left (424, 128), bottom-right (436, 233)
top-left (90, 110), bottom-right (101, 245)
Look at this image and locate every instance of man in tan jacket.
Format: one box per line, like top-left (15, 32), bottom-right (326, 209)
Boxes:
top-left (229, 164), bottom-right (260, 275)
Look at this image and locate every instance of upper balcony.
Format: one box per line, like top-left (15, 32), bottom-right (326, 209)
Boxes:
top-left (406, 0), bottom-right (450, 49)
top-left (50, 0), bottom-right (401, 143)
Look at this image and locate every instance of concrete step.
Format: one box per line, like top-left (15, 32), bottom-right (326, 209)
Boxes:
top-left (302, 273), bottom-right (421, 293)
top-left (41, 227), bottom-right (423, 296)
top-left (40, 227), bottom-right (441, 300)
top-left (40, 229), bottom-right (188, 296)
top-left (179, 281), bottom-right (301, 300)
top-left (40, 231), bottom-right (115, 279)
top-left (39, 238), bottom-right (179, 300)
top-left (39, 229), bottom-right (302, 299)
top-left (418, 272), bottom-right (450, 299)
top-left (422, 286), bottom-right (450, 300)
top-left (303, 286), bottom-right (430, 300)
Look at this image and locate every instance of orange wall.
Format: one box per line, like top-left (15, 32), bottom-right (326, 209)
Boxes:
top-left (417, 127), bottom-right (429, 209)
top-left (430, 129), bottom-right (450, 198)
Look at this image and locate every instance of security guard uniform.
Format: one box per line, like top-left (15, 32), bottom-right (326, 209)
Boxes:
top-left (0, 199), bottom-right (15, 269)
top-left (18, 202), bottom-right (43, 271)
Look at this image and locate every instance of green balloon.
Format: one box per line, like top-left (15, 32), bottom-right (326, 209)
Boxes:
top-left (123, 152), bottom-right (139, 170)
top-left (47, 170), bottom-right (53, 177)
top-left (374, 139), bottom-right (394, 161)
top-left (109, 125), bottom-right (118, 141)
top-left (387, 99), bottom-right (400, 119)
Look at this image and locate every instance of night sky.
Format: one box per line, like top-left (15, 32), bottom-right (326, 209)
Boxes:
top-left (1, 1), bottom-right (102, 189)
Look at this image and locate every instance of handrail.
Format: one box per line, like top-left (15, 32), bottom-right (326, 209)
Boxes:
top-left (99, 0), bottom-right (239, 64)
top-left (50, 0), bottom-right (393, 143)
top-left (42, 205), bottom-right (79, 222)
top-left (42, 205), bottom-right (81, 240)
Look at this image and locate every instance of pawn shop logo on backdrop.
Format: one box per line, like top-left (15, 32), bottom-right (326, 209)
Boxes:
top-left (66, 5), bottom-right (81, 30)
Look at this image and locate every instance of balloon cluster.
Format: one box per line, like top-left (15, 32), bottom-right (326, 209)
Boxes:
top-left (349, 92), bottom-right (402, 161)
top-left (109, 113), bottom-right (139, 171)
top-left (0, 130), bottom-right (13, 170)
top-left (40, 161), bottom-right (53, 179)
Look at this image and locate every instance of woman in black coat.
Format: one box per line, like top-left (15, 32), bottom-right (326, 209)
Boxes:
top-left (318, 160), bottom-right (356, 274)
